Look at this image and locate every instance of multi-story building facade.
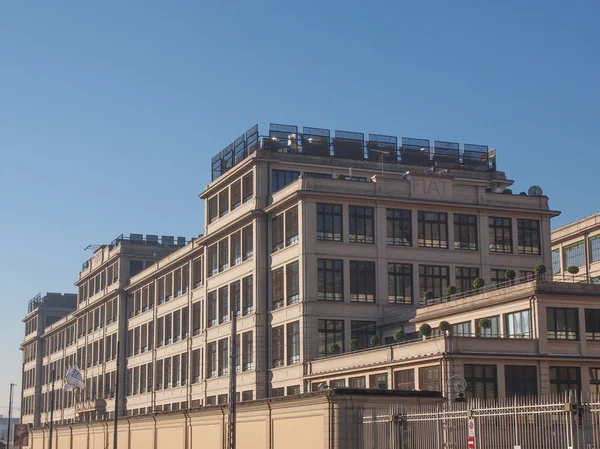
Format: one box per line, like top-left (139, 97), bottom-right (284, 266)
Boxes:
top-left (22, 122), bottom-right (562, 426)
top-left (551, 212), bottom-right (600, 283)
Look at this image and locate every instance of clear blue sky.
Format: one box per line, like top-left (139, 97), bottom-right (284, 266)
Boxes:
top-left (1, 1), bottom-right (598, 409)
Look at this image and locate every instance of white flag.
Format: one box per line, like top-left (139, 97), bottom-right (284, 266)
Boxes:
top-left (63, 364), bottom-right (85, 392)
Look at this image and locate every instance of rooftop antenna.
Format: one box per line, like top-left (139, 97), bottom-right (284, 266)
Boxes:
top-left (84, 244), bottom-right (102, 251)
top-left (371, 148), bottom-right (391, 176)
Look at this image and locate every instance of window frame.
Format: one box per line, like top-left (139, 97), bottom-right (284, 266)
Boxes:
top-left (349, 205), bottom-right (375, 244)
top-left (418, 211), bottom-right (448, 249)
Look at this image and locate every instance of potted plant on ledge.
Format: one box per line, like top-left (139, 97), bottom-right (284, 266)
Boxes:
top-left (567, 265), bottom-right (579, 282)
top-left (328, 343), bottom-right (340, 355)
top-left (419, 323), bottom-right (432, 340)
top-left (394, 328), bottom-right (406, 342)
top-left (439, 320), bottom-right (452, 335)
top-left (348, 339), bottom-right (359, 352)
top-left (472, 277), bottom-right (485, 289)
top-left (370, 335), bottom-right (380, 347)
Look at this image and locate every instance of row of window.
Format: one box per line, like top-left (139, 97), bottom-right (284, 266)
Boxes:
top-left (315, 204), bottom-right (541, 254)
top-left (25, 316), bottom-right (38, 335)
top-left (77, 298), bottom-right (118, 338)
top-left (546, 307), bottom-right (600, 341)
top-left (271, 206), bottom-right (299, 252)
top-left (207, 171), bottom-right (254, 223)
top-left (552, 236), bottom-right (600, 274)
top-left (316, 260), bottom-right (526, 304)
top-left (73, 334), bottom-right (118, 370)
top-left (205, 332), bottom-right (254, 378)
top-left (271, 321), bottom-right (300, 367)
top-left (23, 342), bottom-right (37, 363)
top-left (23, 368), bottom-right (36, 389)
top-left (206, 276), bottom-right (254, 327)
top-left (207, 225), bottom-right (253, 277)
top-left (78, 260), bottom-right (119, 302)
top-left (271, 261), bottom-right (299, 309)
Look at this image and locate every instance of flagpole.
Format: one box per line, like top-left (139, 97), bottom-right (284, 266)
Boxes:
top-left (113, 340), bottom-right (120, 449)
top-left (49, 368), bottom-right (55, 449)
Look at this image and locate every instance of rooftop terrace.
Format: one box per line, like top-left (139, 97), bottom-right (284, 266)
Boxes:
top-left (27, 292), bottom-right (77, 314)
top-left (211, 123), bottom-right (496, 181)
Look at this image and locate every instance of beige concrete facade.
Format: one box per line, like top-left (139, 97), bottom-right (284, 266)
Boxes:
top-left (22, 125), bottom-right (568, 432)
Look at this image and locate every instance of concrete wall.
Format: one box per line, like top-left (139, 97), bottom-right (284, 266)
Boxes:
top-left (27, 392), bottom-right (442, 449)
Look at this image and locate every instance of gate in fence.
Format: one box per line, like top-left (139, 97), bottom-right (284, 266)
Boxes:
top-left (360, 394), bottom-right (600, 449)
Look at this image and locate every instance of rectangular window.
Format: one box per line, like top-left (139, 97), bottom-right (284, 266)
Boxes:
top-left (351, 321), bottom-right (376, 350)
top-left (590, 368), bottom-right (600, 396)
top-left (318, 319), bottom-right (344, 357)
top-left (165, 314), bottom-right (172, 344)
top-left (207, 342), bottom-right (217, 378)
top-left (387, 208), bottom-right (411, 246)
top-left (134, 327), bottom-right (140, 355)
top-left (564, 241), bottom-right (585, 269)
top-left (207, 291), bottom-right (217, 327)
top-left (271, 267), bottom-right (284, 310)
top-left (242, 275), bottom-right (253, 315)
top-left (230, 231), bottom-right (241, 267)
top-left (165, 273), bottom-right (173, 301)
top-left (317, 203), bottom-right (343, 242)
top-left (193, 257), bottom-right (203, 288)
top-left (489, 217), bottom-right (512, 253)
top-left (455, 267), bottom-right (480, 293)
top-left (271, 326), bottom-right (284, 368)
top-left (242, 172), bottom-right (253, 202)
top-left (271, 214), bottom-right (284, 252)
top-left (505, 365), bottom-right (537, 396)
top-left (191, 350), bottom-right (200, 383)
top-left (286, 386), bottom-right (300, 396)
top-left (348, 376), bottom-right (366, 388)
top-left (141, 324), bottom-right (148, 352)
top-left (218, 188), bottom-right (229, 217)
top-left (218, 339), bottom-right (228, 376)
top-left (230, 281), bottom-right (240, 317)
top-left (491, 268), bottom-right (509, 285)
top-left (172, 355), bottom-right (181, 387)
top-left (156, 360), bottom-right (163, 390)
top-left (591, 236), bottom-right (600, 263)
top-left (218, 239), bottom-right (229, 272)
top-left (477, 316), bottom-right (500, 338)
top-left (454, 214), bottom-right (478, 250)
top-left (218, 286), bottom-right (229, 324)
top-left (242, 331), bottom-right (253, 371)
top-left (394, 369), bottom-right (415, 391)
top-left (517, 219), bottom-right (541, 255)
top-left (285, 206), bottom-right (299, 245)
top-left (388, 263), bottom-right (413, 304)
top-left (552, 249), bottom-right (561, 274)
top-left (419, 265), bottom-right (450, 301)
top-left (547, 307), bottom-right (579, 340)
top-left (350, 261), bottom-right (376, 302)
top-left (418, 211), bottom-right (448, 248)
top-left (192, 302), bottom-right (201, 335)
top-left (318, 259), bottom-right (343, 301)
top-left (286, 261), bottom-right (300, 305)
top-left (349, 206), bottom-right (375, 244)
top-left (174, 268), bottom-right (182, 296)
top-left (272, 169), bottom-right (299, 193)
top-left (207, 244), bottom-right (217, 277)
top-left (242, 225), bottom-right (253, 261)
top-left (550, 366), bottom-right (581, 394)
top-left (585, 309), bottom-right (600, 341)
top-left (452, 321), bottom-right (472, 337)
top-left (418, 366), bottom-right (440, 391)
top-left (164, 357), bottom-right (172, 388)
top-left (464, 364), bottom-right (497, 399)
top-left (505, 310), bottom-right (530, 338)
top-left (208, 196), bottom-right (218, 223)
top-left (173, 310), bottom-right (181, 342)
top-left (286, 321), bottom-right (300, 365)
top-left (182, 306), bottom-right (189, 338)
top-left (369, 373), bottom-right (388, 390)
top-left (230, 179), bottom-right (241, 209)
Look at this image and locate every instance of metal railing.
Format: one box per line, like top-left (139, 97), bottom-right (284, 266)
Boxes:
top-left (360, 393), bottom-right (600, 449)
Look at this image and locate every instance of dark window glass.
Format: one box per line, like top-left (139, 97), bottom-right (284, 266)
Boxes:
top-left (218, 239), bottom-right (228, 272)
top-left (242, 224), bottom-right (253, 261)
top-left (451, 321), bottom-right (472, 337)
top-left (286, 206), bottom-right (299, 246)
top-left (419, 265), bottom-right (450, 301)
top-left (242, 275), bottom-right (253, 315)
top-left (218, 189), bottom-right (229, 217)
top-left (564, 241), bottom-right (585, 269)
top-left (287, 321), bottom-right (300, 365)
top-left (230, 180), bottom-right (241, 209)
top-left (585, 309), bottom-right (600, 341)
top-left (286, 261), bottom-right (299, 305)
top-left (489, 217), bottom-right (512, 253)
top-left (418, 211), bottom-right (448, 248)
top-left (207, 291), bottom-right (217, 327)
top-left (591, 237), bottom-right (600, 264)
top-left (271, 326), bottom-right (284, 368)
top-left (208, 197), bottom-right (218, 223)
top-left (505, 365), bottom-right (537, 396)
top-left (454, 214), bottom-right (478, 250)
top-left (349, 206), bottom-right (375, 244)
top-left (218, 286), bottom-right (228, 324)
top-left (590, 368), bottom-right (600, 396)
top-left (418, 366), bottom-right (440, 391)
top-left (317, 203), bottom-right (343, 241)
top-left (271, 267), bottom-right (284, 310)
top-left (271, 214), bottom-right (284, 252)
top-left (547, 307), bottom-right (579, 340)
top-left (218, 339), bottom-right (228, 376)
top-left (550, 366), bottom-right (580, 394)
top-left (318, 259), bottom-right (343, 301)
top-left (388, 263), bottom-right (413, 304)
top-left (517, 219), bottom-right (541, 255)
top-left (350, 261), bottom-right (376, 302)
top-left (351, 321), bottom-right (376, 349)
top-left (242, 172), bottom-right (253, 202)
top-left (318, 319), bottom-right (344, 357)
top-left (455, 267), bottom-right (480, 293)
top-left (369, 373), bottom-right (388, 389)
top-left (394, 370), bottom-right (415, 391)
top-left (477, 316), bottom-right (500, 338)
top-left (552, 250), bottom-right (561, 274)
top-left (464, 364), bottom-right (497, 399)
top-left (387, 209), bottom-right (412, 246)
top-left (272, 170), bottom-right (299, 193)
top-left (491, 268), bottom-right (509, 285)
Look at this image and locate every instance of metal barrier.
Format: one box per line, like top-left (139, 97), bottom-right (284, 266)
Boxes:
top-left (360, 394), bottom-right (600, 449)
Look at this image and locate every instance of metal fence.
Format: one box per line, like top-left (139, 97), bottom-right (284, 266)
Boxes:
top-left (360, 394), bottom-right (600, 449)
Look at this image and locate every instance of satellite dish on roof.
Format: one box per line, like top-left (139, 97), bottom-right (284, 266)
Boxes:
top-left (528, 186), bottom-right (543, 197)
